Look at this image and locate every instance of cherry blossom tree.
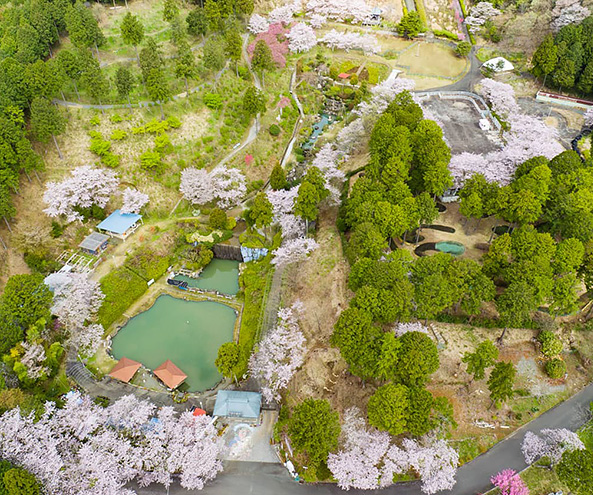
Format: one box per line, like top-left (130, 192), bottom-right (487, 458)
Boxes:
top-left (121, 188), bottom-right (149, 214)
top-left (306, 0), bottom-right (372, 23)
top-left (328, 407), bottom-right (391, 490)
top-left (404, 439), bottom-right (459, 494)
top-left (584, 107), bottom-right (593, 128)
top-left (249, 303), bottom-right (306, 402)
top-left (45, 273), bottom-right (105, 331)
top-left (271, 236), bottom-right (319, 266)
top-left (491, 469), bottom-right (529, 495)
top-left (248, 14), bottom-right (270, 34)
top-left (464, 2), bottom-right (501, 33)
top-left (43, 166), bottom-right (119, 222)
top-left (268, 4), bottom-right (297, 24)
top-left (521, 429), bottom-right (585, 465)
top-left (310, 143), bottom-right (346, 204)
top-left (449, 153), bottom-right (501, 187)
top-left (20, 342), bottom-right (49, 380)
top-left (287, 23), bottom-right (318, 53)
top-left (247, 23), bottom-right (290, 67)
top-left (180, 165), bottom-right (246, 208)
top-left (336, 119), bottom-right (366, 153)
top-left (478, 78), bottom-right (520, 119)
top-left (551, 0), bottom-right (590, 31)
top-left (321, 30), bottom-right (379, 54)
top-left (308, 13), bottom-right (327, 28)
top-left (0, 392), bottom-right (223, 495)
top-left (267, 186), bottom-right (306, 240)
top-left (393, 322), bottom-right (430, 337)
top-left (354, 77), bottom-right (416, 117)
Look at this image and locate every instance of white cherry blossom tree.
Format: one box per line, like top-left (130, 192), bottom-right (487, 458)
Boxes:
top-left (180, 166), bottom-right (246, 208)
top-left (249, 303), bottom-right (306, 402)
top-left (287, 23), bottom-right (318, 53)
top-left (321, 29), bottom-right (379, 54)
top-left (121, 188), bottom-right (149, 214)
top-left (43, 166), bottom-right (119, 222)
top-left (248, 14), bottom-right (270, 34)
top-left (308, 13), bottom-right (327, 28)
top-left (306, 0), bottom-right (372, 23)
top-left (271, 237), bottom-right (319, 266)
top-left (522, 428), bottom-right (585, 465)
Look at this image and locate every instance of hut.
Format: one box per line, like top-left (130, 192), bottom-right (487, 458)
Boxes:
top-left (97, 209), bottom-right (143, 240)
top-left (154, 359), bottom-right (187, 389)
top-left (108, 357), bottom-right (142, 383)
top-left (78, 232), bottom-right (109, 256)
top-left (213, 390), bottom-right (261, 423)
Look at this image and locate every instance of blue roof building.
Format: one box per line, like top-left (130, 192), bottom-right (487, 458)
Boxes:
top-left (213, 390), bottom-right (261, 421)
top-left (97, 210), bottom-right (143, 240)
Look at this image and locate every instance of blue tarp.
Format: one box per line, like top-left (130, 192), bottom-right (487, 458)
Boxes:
top-left (213, 390), bottom-right (261, 419)
top-left (97, 210), bottom-right (142, 235)
top-left (240, 246), bottom-right (268, 262)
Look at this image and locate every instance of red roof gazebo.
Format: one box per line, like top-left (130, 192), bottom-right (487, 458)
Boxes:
top-left (154, 359), bottom-right (187, 389)
top-left (108, 357), bottom-right (141, 383)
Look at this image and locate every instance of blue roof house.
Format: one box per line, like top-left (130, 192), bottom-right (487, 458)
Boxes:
top-left (97, 209), bottom-right (143, 240)
top-left (213, 391), bottom-right (261, 421)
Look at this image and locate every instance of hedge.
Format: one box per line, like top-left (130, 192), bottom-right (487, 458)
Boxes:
top-left (414, 0), bottom-right (429, 29)
top-left (434, 29), bottom-right (460, 41)
top-left (97, 268), bottom-right (148, 329)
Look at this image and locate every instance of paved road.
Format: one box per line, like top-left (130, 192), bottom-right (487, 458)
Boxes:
top-left (134, 381), bottom-right (593, 495)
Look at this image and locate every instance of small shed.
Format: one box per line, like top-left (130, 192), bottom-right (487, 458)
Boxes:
top-left (213, 390), bottom-right (261, 421)
top-left (97, 209), bottom-right (143, 240)
top-left (338, 72), bottom-right (351, 80)
top-left (79, 232), bottom-right (109, 256)
top-left (482, 57), bottom-right (514, 73)
top-left (108, 357), bottom-right (141, 383)
top-left (154, 359), bottom-right (187, 389)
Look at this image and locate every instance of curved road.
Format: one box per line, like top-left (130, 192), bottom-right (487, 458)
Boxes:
top-left (132, 381), bottom-right (593, 495)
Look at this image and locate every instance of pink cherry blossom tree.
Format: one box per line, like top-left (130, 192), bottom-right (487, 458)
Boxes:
top-left (287, 23), bottom-right (318, 53)
top-left (121, 188), bottom-right (149, 214)
top-left (271, 236), bottom-right (319, 266)
top-left (249, 303), bottom-right (306, 402)
top-left (321, 29), bottom-right (379, 54)
top-left (478, 78), bottom-right (520, 119)
top-left (521, 428), bottom-right (585, 465)
top-left (248, 14), bottom-right (270, 34)
top-left (43, 165), bottom-right (119, 222)
top-left (180, 165), bottom-right (246, 208)
top-left (308, 13), bottom-right (327, 28)
top-left (0, 392), bottom-right (223, 495)
top-left (306, 0), bottom-right (372, 23)
top-left (327, 407), bottom-right (391, 490)
top-left (491, 469), bottom-right (529, 495)
top-left (248, 23), bottom-right (290, 67)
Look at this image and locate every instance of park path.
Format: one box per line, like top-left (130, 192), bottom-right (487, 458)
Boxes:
top-left (280, 68), bottom-right (305, 168)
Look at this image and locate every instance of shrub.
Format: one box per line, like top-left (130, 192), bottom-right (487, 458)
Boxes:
top-left (139, 150), bottom-right (164, 173)
top-left (538, 330), bottom-right (563, 357)
top-left (110, 129), bottom-right (127, 140)
top-left (455, 41), bottom-right (472, 57)
top-left (109, 114), bottom-right (123, 123)
top-left (434, 29), bottom-right (460, 41)
top-left (125, 247), bottom-right (170, 281)
top-left (350, 74), bottom-right (359, 85)
top-left (3, 467), bottom-right (41, 495)
top-left (90, 115), bottom-right (100, 126)
top-left (204, 93), bottom-right (223, 109)
top-left (154, 133), bottom-right (173, 154)
top-left (545, 358), bottom-right (566, 379)
top-left (50, 221), bottom-right (63, 238)
top-left (24, 252), bottom-right (61, 275)
top-left (209, 207), bottom-right (228, 230)
top-left (238, 66), bottom-right (250, 80)
top-left (101, 152), bottom-right (120, 168)
top-left (97, 267), bottom-right (148, 328)
top-left (329, 66), bottom-right (338, 80)
top-left (166, 116), bottom-right (181, 128)
top-left (89, 138), bottom-right (111, 157)
top-left (268, 124), bottom-right (281, 136)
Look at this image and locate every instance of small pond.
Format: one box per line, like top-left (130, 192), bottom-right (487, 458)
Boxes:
top-left (303, 114), bottom-right (333, 151)
top-left (174, 259), bottom-right (240, 295)
top-left (111, 294), bottom-right (236, 392)
top-left (435, 241), bottom-right (465, 255)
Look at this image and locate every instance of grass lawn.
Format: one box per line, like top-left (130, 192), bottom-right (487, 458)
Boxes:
top-left (397, 42), bottom-right (466, 78)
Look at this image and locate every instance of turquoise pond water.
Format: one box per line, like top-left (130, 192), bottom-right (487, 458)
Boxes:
top-left (111, 295), bottom-right (237, 391)
top-left (435, 241), bottom-right (465, 255)
top-left (174, 259), bottom-right (240, 295)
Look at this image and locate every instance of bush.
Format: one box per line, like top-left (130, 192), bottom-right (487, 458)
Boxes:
top-left (154, 133), bottom-right (173, 154)
top-left (545, 358), bottom-right (566, 379)
top-left (166, 116), bottom-right (181, 128)
top-left (237, 66), bottom-right (250, 80)
top-left (101, 152), bottom-right (120, 168)
top-left (3, 467), bottom-right (41, 495)
top-left (89, 138), bottom-right (111, 157)
top-left (434, 29), bottom-right (460, 41)
top-left (125, 247), bottom-right (170, 281)
top-left (538, 330), bottom-right (563, 357)
top-left (23, 252), bottom-right (61, 275)
top-left (90, 115), bottom-right (100, 126)
top-left (109, 114), bottom-right (123, 123)
top-left (139, 150), bottom-right (164, 173)
top-left (455, 41), bottom-right (472, 57)
top-left (50, 221), bottom-right (63, 238)
top-left (97, 268), bottom-right (148, 328)
top-left (204, 93), bottom-right (223, 109)
top-left (110, 129), bottom-right (127, 141)
top-left (268, 124), bottom-right (281, 136)
top-left (329, 66), bottom-right (339, 80)
top-left (209, 208), bottom-right (228, 230)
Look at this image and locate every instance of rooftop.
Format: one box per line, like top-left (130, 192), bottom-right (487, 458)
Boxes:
top-left (108, 357), bottom-right (141, 383)
top-left (154, 359), bottom-right (187, 389)
top-left (97, 210), bottom-right (142, 235)
top-left (213, 390), bottom-right (262, 419)
top-left (78, 232), bottom-right (109, 252)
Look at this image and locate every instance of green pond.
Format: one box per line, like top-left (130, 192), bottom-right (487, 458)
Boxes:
top-left (111, 294), bottom-right (236, 391)
top-left (174, 259), bottom-right (240, 295)
top-left (435, 241), bottom-right (465, 255)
